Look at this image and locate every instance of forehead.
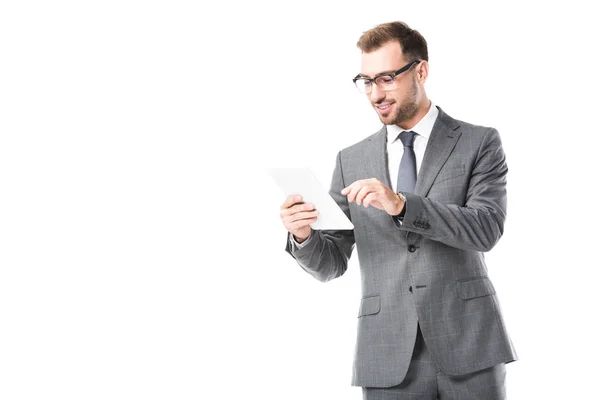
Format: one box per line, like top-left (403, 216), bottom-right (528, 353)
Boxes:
top-left (360, 41), bottom-right (406, 77)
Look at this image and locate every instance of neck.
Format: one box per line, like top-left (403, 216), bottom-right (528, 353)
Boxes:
top-left (397, 98), bottom-right (431, 130)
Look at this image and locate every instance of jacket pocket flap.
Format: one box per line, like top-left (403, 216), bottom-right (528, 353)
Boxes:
top-left (358, 295), bottom-right (381, 317)
top-left (436, 164), bottom-right (466, 183)
top-left (457, 276), bottom-right (496, 299)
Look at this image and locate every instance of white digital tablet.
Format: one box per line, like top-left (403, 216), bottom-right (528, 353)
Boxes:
top-left (266, 167), bottom-right (354, 230)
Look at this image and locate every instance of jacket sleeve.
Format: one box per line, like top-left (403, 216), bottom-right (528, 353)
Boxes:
top-left (284, 151), bottom-right (356, 282)
top-left (392, 128), bottom-right (508, 252)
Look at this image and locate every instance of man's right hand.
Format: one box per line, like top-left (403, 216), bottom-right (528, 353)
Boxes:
top-left (280, 195), bottom-right (319, 243)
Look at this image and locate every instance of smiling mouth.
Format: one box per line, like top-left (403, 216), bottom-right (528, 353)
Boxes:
top-left (375, 103), bottom-right (393, 112)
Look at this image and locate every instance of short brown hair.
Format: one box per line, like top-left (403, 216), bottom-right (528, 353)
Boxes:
top-left (357, 21), bottom-right (428, 62)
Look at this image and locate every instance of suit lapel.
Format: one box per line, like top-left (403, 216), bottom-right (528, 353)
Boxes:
top-left (415, 107), bottom-right (462, 197)
top-left (366, 125), bottom-right (392, 189)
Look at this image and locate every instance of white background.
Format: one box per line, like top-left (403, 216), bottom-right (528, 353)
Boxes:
top-left (1, 1), bottom-right (599, 399)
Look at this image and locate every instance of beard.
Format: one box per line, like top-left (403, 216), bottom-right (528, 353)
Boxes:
top-left (378, 78), bottom-right (419, 125)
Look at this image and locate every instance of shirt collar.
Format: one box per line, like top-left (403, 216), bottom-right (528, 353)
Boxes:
top-left (387, 101), bottom-right (439, 144)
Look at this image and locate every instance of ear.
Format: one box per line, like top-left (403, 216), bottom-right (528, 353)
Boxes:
top-left (416, 60), bottom-right (429, 85)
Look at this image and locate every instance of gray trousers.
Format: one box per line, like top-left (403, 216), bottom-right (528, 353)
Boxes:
top-left (362, 325), bottom-right (506, 400)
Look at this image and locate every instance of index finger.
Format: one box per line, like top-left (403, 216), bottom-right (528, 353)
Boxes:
top-left (281, 195), bottom-right (303, 209)
top-left (341, 180), bottom-right (362, 195)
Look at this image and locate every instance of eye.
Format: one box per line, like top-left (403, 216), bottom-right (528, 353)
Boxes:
top-left (376, 75), bottom-right (395, 85)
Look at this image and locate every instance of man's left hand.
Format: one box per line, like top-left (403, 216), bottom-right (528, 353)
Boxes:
top-left (341, 178), bottom-right (404, 216)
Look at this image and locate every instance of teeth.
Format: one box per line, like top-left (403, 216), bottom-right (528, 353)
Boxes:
top-left (377, 104), bottom-right (391, 109)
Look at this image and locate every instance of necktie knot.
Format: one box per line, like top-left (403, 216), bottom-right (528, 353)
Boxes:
top-left (399, 131), bottom-right (416, 148)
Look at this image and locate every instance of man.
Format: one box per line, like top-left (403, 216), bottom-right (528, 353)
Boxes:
top-left (280, 21), bottom-right (517, 399)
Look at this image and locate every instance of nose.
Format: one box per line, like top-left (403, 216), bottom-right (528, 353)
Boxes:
top-left (369, 82), bottom-right (385, 103)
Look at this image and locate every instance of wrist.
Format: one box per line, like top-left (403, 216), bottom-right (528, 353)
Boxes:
top-left (293, 235), bottom-right (306, 244)
top-left (293, 230), bottom-right (310, 244)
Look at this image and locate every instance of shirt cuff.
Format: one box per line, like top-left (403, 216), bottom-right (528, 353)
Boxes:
top-left (393, 192), bottom-right (407, 225)
top-left (291, 230), bottom-right (312, 249)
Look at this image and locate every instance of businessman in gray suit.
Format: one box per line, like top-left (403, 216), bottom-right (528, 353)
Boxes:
top-left (280, 21), bottom-right (517, 399)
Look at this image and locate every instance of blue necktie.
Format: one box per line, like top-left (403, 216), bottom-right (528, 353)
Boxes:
top-left (396, 131), bottom-right (417, 194)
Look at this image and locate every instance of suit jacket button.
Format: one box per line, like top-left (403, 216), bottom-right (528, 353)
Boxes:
top-left (408, 245), bottom-right (416, 252)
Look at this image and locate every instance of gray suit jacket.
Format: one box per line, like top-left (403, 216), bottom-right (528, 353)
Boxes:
top-left (284, 106), bottom-right (518, 388)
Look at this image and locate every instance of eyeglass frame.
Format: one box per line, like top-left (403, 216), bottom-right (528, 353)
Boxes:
top-left (352, 60), bottom-right (422, 93)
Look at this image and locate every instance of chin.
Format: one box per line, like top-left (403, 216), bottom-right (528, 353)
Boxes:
top-left (379, 113), bottom-right (396, 125)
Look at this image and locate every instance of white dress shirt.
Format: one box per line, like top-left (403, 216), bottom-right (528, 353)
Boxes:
top-left (292, 101), bottom-right (439, 249)
top-left (386, 101), bottom-right (438, 193)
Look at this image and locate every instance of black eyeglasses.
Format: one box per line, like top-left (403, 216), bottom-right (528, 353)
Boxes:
top-left (353, 60), bottom-right (421, 94)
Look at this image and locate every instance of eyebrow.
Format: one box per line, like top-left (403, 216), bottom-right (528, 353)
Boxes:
top-left (358, 70), bottom-right (397, 79)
